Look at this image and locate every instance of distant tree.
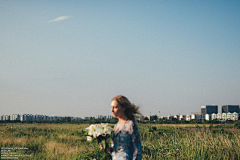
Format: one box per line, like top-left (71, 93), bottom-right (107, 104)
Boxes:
top-left (61, 117), bottom-right (71, 122)
top-left (109, 118), bottom-right (118, 124)
top-left (172, 118), bottom-right (178, 121)
top-left (189, 119), bottom-right (198, 124)
top-left (181, 120), bottom-right (187, 124)
top-left (144, 117), bottom-right (149, 121)
top-left (234, 121), bottom-right (240, 129)
top-left (150, 115), bottom-right (158, 121)
top-left (54, 118), bottom-right (61, 123)
top-left (13, 120), bottom-right (21, 123)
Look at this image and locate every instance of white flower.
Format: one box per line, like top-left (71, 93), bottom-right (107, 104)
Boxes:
top-left (85, 124), bottom-right (96, 136)
top-left (94, 124), bottom-right (104, 137)
top-left (87, 136), bottom-right (92, 142)
top-left (104, 125), bottom-right (113, 135)
top-left (85, 123), bottom-right (113, 141)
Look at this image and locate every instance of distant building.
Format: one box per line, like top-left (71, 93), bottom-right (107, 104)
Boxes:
top-left (211, 113), bottom-right (217, 120)
top-left (34, 115), bottom-right (41, 120)
top-left (135, 115), bottom-right (144, 121)
top-left (227, 112), bottom-right (232, 120)
top-left (20, 114), bottom-right (25, 121)
top-left (43, 115), bottom-right (49, 120)
top-left (222, 105), bottom-right (239, 114)
top-left (14, 114), bottom-right (20, 120)
top-left (233, 112), bottom-right (239, 121)
top-left (222, 113), bottom-right (227, 120)
top-left (192, 112), bottom-right (201, 115)
top-left (94, 115), bottom-right (103, 119)
top-left (186, 115), bottom-right (191, 121)
top-left (205, 114), bottom-right (210, 120)
top-left (144, 116), bottom-right (150, 121)
top-left (160, 116), bottom-right (167, 120)
top-left (83, 117), bottom-right (90, 120)
top-left (217, 113), bottom-right (222, 120)
top-left (20, 114), bottom-right (33, 121)
top-left (106, 115), bottom-right (113, 120)
top-left (191, 114), bottom-right (201, 120)
top-left (215, 112), bottom-right (238, 121)
top-left (2, 115), bottom-right (9, 120)
top-left (167, 116), bottom-right (174, 121)
top-left (179, 115), bottom-right (186, 120)
top-left (201, 105), bottom-right (218, 119)
top-left (174, 115), bottom-right (180, 120)
top-left (0, 114), bottom-right (67, 122)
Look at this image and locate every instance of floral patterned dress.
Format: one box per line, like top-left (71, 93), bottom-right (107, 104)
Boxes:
top-left (110, 120), bottom-right (142, 160)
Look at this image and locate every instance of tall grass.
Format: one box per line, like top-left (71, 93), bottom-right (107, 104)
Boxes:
top-left (0, 123), bottom-right (239, 159)
top-left (140, 124), bottom-right (240, 159)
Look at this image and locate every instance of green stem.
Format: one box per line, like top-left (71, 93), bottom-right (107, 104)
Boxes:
top-left (105, 139), bottom-right (107, 160)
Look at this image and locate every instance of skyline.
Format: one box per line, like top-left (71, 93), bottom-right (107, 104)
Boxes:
top-left (1, 104), bottom-right (239, 118)
top-left (1, 105), bottom-right (239, 120)
top-left (1, 1), bottom-right (240, 117)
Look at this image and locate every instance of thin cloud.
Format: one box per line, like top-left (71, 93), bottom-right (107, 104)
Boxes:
top-left (47, 16), bottom-right (71, 22)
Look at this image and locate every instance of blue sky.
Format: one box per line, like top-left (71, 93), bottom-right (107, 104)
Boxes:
top-left (1, 1), bottom-right (240, 117)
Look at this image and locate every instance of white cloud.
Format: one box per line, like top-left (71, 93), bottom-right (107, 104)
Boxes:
top-left (47, 16), bottom-right (71, 22)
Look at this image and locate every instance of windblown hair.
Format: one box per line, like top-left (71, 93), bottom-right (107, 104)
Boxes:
top-left (112, 95), bottom-right (142, 122)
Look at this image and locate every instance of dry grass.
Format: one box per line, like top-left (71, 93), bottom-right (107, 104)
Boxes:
top-left (45, 141), bottom-right (78, 154)
top-left (58, 134), bottom-right (81, 141)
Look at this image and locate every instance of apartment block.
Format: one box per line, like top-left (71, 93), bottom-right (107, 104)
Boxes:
top-left (222, 105), bottom-right (239, 114)
top-left (201, 105), bottom-right (218, 119)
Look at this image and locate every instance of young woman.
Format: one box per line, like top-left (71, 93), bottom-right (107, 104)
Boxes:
top-left (103, 95), bottom-right (142, 160)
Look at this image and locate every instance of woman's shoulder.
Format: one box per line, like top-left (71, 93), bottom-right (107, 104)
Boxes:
top-left (126, 120), bottom-right (135, 125)
top-left (127, 120), bottom-right (138, 127)
top-left (124, 120), bottom-right (138, 133)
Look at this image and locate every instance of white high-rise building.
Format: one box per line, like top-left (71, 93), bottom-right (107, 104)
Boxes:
top-left (191, 114), bottom-right (201, 120)
top-left (222, 113), bottom-right (227, 120)
top-left (179, 115), bottom-right (186, 120)
top-left (174, 115), bottom-right (180, 120)
top-left (211, 113), bottom-right (217, 120)
top-left (227, 112), bottom-right (232, 120)
top-left (205, 114), bottom-right (210, 120)
top-left (186, 115), bottom-right (191, 121)
top-left (232, 112), bottom-right (239, 121)
top-left (217, 113), bottom-right (222, 120)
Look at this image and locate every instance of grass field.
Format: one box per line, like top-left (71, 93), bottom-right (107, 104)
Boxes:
top-left (0, 123), bottom-right (239, 159)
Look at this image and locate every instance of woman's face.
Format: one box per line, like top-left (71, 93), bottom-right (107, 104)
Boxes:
top-left (111, 100), bottom-right (125, 118)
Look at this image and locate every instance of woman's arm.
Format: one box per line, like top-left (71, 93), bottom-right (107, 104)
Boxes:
top-left (131, 123), bottom-right (142, 160)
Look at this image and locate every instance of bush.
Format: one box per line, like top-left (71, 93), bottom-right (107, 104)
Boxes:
top-left (78, 149), bottom-right (111, 160)
top-left (234, 121), bottom-right (240, 129)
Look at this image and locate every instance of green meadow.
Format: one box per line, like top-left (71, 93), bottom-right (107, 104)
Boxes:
top-left (0, 122), bottom-right (240, 159)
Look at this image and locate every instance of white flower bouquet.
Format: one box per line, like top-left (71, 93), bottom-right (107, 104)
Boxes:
top-left (85, 123), bottom-right (113, 149)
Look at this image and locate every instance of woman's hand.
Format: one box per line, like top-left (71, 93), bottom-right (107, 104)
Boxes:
top-left (99, 143), bottom-right (104, 150)
top-left (99, 142), bottom-right (111, 152)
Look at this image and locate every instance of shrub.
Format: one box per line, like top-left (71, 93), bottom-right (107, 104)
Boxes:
top-left (234, 121), bottom-right (240, 129)
top-left (78, 149), bottom-right (111, 160)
